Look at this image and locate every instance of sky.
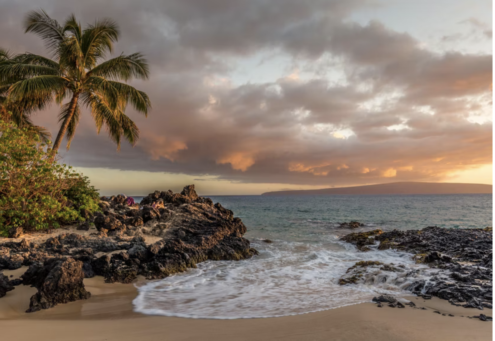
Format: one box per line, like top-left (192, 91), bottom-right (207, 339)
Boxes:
top-left (0, 0), bottom-right (492, 195)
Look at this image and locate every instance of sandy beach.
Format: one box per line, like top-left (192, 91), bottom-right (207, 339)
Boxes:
top-left (0, 268), bottom-right (491, 341)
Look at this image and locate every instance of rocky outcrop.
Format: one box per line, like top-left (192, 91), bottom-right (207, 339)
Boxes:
top-left (92, 198), bottom-right (258, 283)
top-left (340, 229), bottom-right (383, 251)
top-left (23, 258), bottom-right (91, 312)
top-left (338, 261), bottom-right (406, 286)
top-left (8, 227), bottom-right (23, 238)
top-left (339, 221), bottom-right (364, 229)
top-left (0, 185), bottom-right (258, 312)
top-left (341, 226), bottom-right (493, 310)
top-left (372, 294), bottom-right (397, 304)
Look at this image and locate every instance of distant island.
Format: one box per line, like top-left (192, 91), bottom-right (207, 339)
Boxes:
top-left (261, 182), bottom-right (492, 196)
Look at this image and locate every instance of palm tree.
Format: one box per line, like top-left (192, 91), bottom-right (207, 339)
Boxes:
top-left (0, 48), bottom-right (51, 142)
top-left (0, 10), bottom-right (151, 154)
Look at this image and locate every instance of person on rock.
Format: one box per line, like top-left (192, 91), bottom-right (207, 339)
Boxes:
top-left (127, 197), bottom-right (135, 206)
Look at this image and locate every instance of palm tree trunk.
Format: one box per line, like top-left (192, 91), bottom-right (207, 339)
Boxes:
top-left (51, 93), bottom-right (80, 156)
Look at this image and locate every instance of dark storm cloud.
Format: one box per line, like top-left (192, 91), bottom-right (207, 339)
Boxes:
top-left (0, 0), bottom-right (491, 186)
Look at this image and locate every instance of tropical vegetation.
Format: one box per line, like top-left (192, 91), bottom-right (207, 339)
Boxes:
top-left (0, 118), bottom-right (100, 236)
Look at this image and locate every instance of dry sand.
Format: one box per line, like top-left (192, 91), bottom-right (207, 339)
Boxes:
top-left (0, 224), bottom-right (163, 246)
top-left (0, 268), bottom-right (491, 341)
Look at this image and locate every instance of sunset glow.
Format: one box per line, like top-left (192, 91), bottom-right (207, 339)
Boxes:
top-left (1, 0), bottom-right (491, 194)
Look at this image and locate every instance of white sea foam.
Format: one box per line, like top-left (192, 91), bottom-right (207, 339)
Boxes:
top-left (133, 237), bottom-right (438, 319)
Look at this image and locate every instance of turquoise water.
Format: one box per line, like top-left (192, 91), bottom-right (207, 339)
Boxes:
top-left (134, 194), bottom-right (492, 319)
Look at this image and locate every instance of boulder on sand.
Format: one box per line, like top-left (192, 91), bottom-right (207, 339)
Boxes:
top-left (23, 258), bottom-right (91, 312)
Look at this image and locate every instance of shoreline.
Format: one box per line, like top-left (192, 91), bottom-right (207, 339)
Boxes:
top-left (0, 272), bottom-right (491, 341)
top-left (0, 187), bottom-right (491, 340)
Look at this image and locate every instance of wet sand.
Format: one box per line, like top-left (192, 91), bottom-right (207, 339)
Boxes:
top-left (0, 268), bottom-right (491, 341)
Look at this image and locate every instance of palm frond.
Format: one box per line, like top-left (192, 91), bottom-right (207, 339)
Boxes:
top-left (81, 19), bottom-right (119, 69)
top-left (6, 90), bottom-right (54, 116)
top-left (57, 35), bottom-right (84, 74)
top-left (84, 76), bottom-right (119, 109)
top-left (13, 53), bottom-right (60, 69)
top-left (55, 88), bottom-right (70, 105)
top-left (86, 77), bottom-right (151, 114)
top-left (107, 80), bottom-right (151, 114)
top-left (24, 10), bottom-right (65, 56)
top-left (0, 48), bottom-right (13, 61)
top-left (119, 112), bottom-right (139, 145)
top-left (89, 53), bottom-right (149, 81)
top-left (63, 14), bottom-right (82, 42)
top-left (84, 91), bottom-right (139, 149)
top-left (0, 61), bottom-right (59, 82)
top-left (8, 75), bottom-right (68, 101)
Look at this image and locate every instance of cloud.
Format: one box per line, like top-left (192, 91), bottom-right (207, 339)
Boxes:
top-left (461, 17), bottom-right (493, 39)
top-left (0, 0), bottom-right (491, 188)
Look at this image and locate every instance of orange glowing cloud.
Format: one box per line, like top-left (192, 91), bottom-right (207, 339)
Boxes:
top-left (382, 168), bottom-right (397, 177)
top-left (217, 152), bottom-right (256, 171)
top-left (140, 135), bottom-right (188, 161)
top-left (288, 162), bottom-right (333, 176)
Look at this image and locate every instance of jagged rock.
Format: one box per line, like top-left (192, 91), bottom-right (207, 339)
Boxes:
top-left (339, 221), bottom-right (364, 229)
top-left (338, 261), bottom-right (406, 286)
top-left (340, 230), bottom-right (383, 251)
top-left (482, 302), bottom-right (492, 309)
top-left (181, 185), bottom-right (199, 201)
top-left (142, 206), bottom-right (161, 223)
top-left (342, 226), bottom-right (492, 308)
top-left (0, 273), bottom-right (14, 297)
top-left (378, 239), bottom-right (392, 250)
top-left (424, 251), bottom-right (452, 264)
top-left (149, 223), bottom-right (171, 237)
top-left (10, 278), bottom-right (22, 286)
top-left (474, 314), bottom-right (492, 321)
top-left (372, 295), bottom-right (397, 304)
top-left (125, 216), bottom-right (144, 227)
top-left (8, 227), bottom-right (23, 238)
top-left (463, 298), bottom-right (484, 310)
top-left (114, 194), bottom-right (127, 205)
top-left (0, 252), bottom-right (23, 270)
top-left (77, 222), bottom-right (91, 231)
top-left (128, 243), bottom-right (150, 261)
top-left (81, 262), bottom-right (95, 278)
top-left (23, 258), bottom-right (91, 312)
top-left (339, 261), bottom-right (382, 285)
top-left (94, 213), bottom-right (123, 231)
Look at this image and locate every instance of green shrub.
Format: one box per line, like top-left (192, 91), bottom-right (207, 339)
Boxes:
top-left (63, 175), bottom-right (100, 220)
top-left (0, 119), bottom-right (100, 236)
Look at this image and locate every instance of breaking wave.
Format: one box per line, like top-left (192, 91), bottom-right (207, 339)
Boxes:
top-left (133, 237), bottom-right (437, 319)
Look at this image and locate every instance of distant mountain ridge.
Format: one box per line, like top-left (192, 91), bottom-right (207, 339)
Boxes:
top-left (261, 182), bottom-right (492, 196)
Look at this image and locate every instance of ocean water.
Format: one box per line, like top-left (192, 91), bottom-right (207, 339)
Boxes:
top-left (133, 194), bottom-right (492, 319)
